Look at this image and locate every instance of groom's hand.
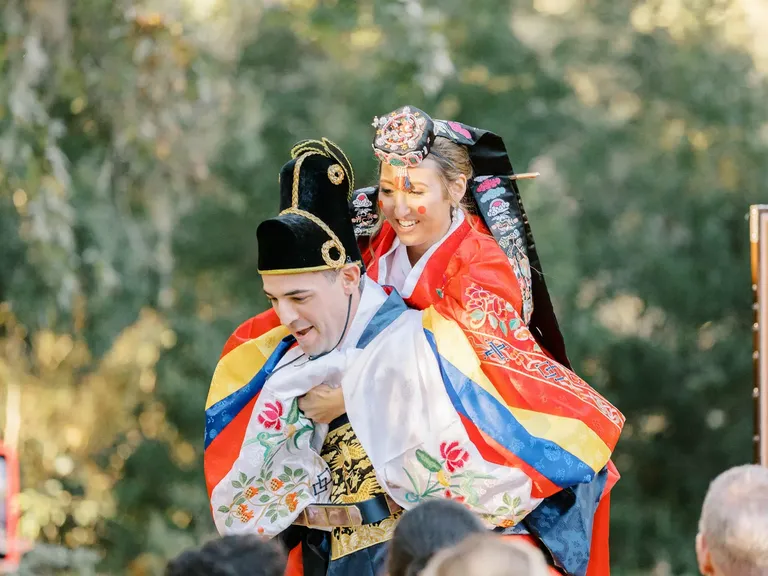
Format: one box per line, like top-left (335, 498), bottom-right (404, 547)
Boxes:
top-left (298, 384), bottom-right (346, 424)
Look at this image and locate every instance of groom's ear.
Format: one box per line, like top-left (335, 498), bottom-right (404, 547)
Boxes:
top-left (339, 264), bottom-right (361, 296)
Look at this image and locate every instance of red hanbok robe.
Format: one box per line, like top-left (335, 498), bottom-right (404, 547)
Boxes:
top-left (362, 214), bottom-right (622, 576)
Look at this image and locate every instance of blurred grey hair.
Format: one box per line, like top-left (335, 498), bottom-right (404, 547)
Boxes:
top-left (698, 464), bottom-right (768, 576)
top-left (420, 533), bottom-right (549, 576)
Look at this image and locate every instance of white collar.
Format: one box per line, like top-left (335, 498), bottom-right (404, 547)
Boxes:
top-left (340, 280), bottom-right (388, 349)
top-left (378, 210), bottom-right (465, 297)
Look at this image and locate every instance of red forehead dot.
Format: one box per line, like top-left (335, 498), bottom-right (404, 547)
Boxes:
top-left (417, 206), bottom-right (427, 214)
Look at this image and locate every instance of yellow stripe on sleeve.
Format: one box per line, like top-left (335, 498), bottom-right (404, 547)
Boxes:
top-left (205, 325), bottom-right (289, 410)
top-left (422, 307), bottom-right (611, 472)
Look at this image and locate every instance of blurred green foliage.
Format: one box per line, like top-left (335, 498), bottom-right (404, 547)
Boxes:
top-left (1, 0), bottom-right (766, 573)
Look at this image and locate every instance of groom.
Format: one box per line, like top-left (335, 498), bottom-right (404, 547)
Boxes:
top-left (205, 138), bottom-right (616, 576)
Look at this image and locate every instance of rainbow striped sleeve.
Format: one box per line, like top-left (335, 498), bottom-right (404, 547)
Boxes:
top-left (422, 306), bottom-right (615, 498)
top-left (204, 325), bottom-right (290, 497)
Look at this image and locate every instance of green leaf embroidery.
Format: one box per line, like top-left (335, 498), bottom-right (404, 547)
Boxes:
top-left (285, 399), bottom-right (300, 425)
top-left (489, 314), bottom-right (499, 329)
top-left (415, 449), bottom-right (443, 473)
top-left (469, 309), bottom-right (485, 321)
top-left (247, 476), bottom-right (256, 484)
top-left (292, 426), bottom-right (312, 448)
top-left (509, 319), bottom-right (520, 331)
top-left (403, 467), bottom-right (421, 495)
top-left (225, 516), bottom-right (233, 528)
top-left (500, 322), bottom-right (508, 336)
top-left (495, 506), bottom-right (511, 515)
top-left (239, 471), bottom-right (248, 484)
top-left (423, 486), bottom-right (444, 498)
top-left (293, 468), bottom-right (304, 478)
top-left (453, 471), bottom-right (495, 481)
top-left (503, 493), bottom-right (512, 506)
top-left (259, 494), bottom-right (270, 503)
top-left (436, 288), bottom-right (444, 299)
top-left (217, 506), bottom-right (230, 513)
top-left (233, 496), bottom-right (245, 506)
top-left (278, 473), bottom-right (291, 483)
top-left (278, 508), bottom-right (288, 517)
top-left (284, 466), bottom-right (293, 476)
top-left (513, 496), bottom-right (521, 508)
top-left (231, 481), bottom-right (242, 488)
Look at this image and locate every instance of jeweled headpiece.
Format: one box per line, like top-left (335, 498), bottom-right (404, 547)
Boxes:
top-left (372, 105), bottom-right (435, 190)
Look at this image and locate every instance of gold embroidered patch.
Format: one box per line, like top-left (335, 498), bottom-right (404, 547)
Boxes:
top-left (320, 422), bottom-right (400, 559)
top-left (328, 164), bottom-right (345, 185)
top-left (331, 512), bottom-right (401, 560)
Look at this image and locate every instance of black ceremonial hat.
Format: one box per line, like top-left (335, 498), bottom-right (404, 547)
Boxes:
top-left (257, 138), bottom-right (362, 274)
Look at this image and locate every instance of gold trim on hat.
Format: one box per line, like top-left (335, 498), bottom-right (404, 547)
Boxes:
top-left (327, 164), bottom-right (345, 185)
top-left (279, 207), bottom-right (347, 269)
top-left (258, 263), bottom-right (335, 275)
top-left (257, 261), bottom-right (362, 276)
top-left (290, 151), bottom-right (319, 208)
top-left (291, 138), bottom-right (355, 199)
top-left (273, 140), bottom-right (357, 272)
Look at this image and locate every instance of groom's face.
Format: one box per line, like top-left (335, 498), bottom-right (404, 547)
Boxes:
top-left (262, 266), bottom-right (359, 356)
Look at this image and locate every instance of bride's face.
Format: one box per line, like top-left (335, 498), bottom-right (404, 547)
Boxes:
top-left (378, 158), bottom-right (455, 257)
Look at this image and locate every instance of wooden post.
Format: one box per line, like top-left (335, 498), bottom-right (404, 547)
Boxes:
top-left (751, 205), bottom-right (768, 465)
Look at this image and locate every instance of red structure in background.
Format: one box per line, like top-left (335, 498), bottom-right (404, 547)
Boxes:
top-left (752, 205), bottom-right (768, 466)
top-left (0, 445), bottom-right (20, 573)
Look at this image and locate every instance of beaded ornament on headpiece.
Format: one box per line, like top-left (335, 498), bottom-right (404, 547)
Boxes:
top-left (371, 105), bottom-right (435, 190)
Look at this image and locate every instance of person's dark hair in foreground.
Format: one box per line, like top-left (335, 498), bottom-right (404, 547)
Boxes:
top-left (165, 534), bottom-right (287, 576)
top-left (387, 499), bottom-right (486, 576)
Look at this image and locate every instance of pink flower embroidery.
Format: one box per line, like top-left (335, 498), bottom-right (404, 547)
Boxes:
top-left (466, 283), bottom-right (510, 324)
top-left (466, 285), bottom-right (492, 309)
top-left (444, 489), bottom-right (466, 503)
top-left (477, 177), bottom-right (502, 193)
top-left (513, 327), bottom-right (530, 342)
top-left (490, 296), bottom-right (508, 319)
top-left (440, 441), bottom-right (469, 473)
top-left (448, 121), bottom-right (472, 140)
top-left (258, 401), bottom-right (283, 430)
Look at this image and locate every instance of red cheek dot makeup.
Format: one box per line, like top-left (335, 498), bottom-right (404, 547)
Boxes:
top-left (417, 206), bottom-right (427, 214)
top-left (378, 200), bottom-right (384, 209)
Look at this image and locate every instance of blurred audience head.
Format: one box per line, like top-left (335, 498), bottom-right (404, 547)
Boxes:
top-left (387, 499), bottom-right (486, 576)
top-left (696, 464), bottom-right (768, 576)
top-left (165, 534), bottom-right (287, 576)
top-left (420, 533), bottom-right (550, 576)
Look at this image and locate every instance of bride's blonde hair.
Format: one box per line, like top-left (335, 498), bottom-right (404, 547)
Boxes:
top-left (429, 136), bottom-right (476, 215)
